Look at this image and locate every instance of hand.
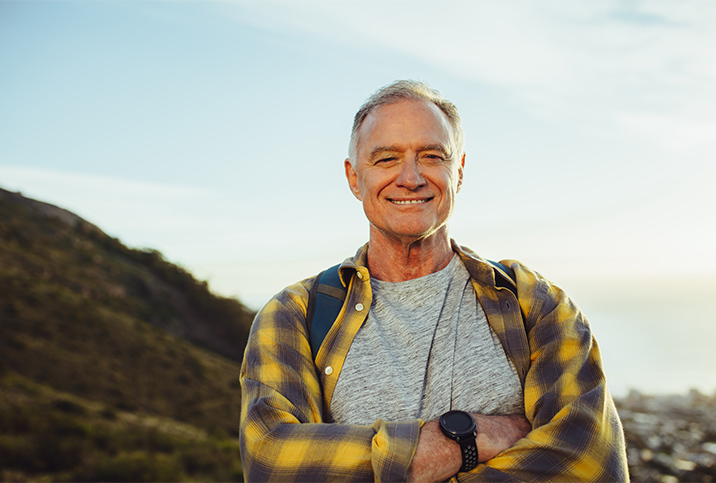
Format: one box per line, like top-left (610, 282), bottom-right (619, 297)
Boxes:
top-left (406, 414), bottom-right (531, 482)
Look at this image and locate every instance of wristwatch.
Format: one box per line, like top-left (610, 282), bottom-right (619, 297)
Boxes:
top-left (439, 410), bottom-right (479, 472)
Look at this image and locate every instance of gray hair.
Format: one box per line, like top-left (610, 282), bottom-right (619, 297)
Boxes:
top-left (348, 80), bottom-right (464, 164)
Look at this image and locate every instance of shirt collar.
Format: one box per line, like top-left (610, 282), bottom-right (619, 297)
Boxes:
top-left (335, 241), bottom-right (505, 291)
top-left (452, 240), bottom-right (513, 292)
top-left (334, 243), bottom-right (369, 288)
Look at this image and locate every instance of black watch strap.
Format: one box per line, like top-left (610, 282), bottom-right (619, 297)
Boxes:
top-left (459, 438), bottom-right (479, 472)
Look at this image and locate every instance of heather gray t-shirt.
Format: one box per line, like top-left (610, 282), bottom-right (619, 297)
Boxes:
top-left (329, 255), bottom-right (523, 425)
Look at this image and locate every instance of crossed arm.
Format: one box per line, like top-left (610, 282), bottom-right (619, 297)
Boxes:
top-left (239, 272), bottom-right (628, 482)
top-left (407, 414), bottom-right (531, 482)
top-left (240, 374), bottom-right (529, 482)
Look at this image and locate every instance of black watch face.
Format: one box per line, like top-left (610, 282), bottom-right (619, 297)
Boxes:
top-left (443, 411), bottom-right (474, 433)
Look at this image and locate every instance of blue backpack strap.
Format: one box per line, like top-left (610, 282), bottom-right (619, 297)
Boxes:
top-left (306, 264), bottom-right (347, 361)
top-left (487, 259), bottom-right (517, 296)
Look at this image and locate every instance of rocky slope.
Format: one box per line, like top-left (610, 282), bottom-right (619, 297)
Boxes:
top-left (617, 390), bottom-right (716, 482)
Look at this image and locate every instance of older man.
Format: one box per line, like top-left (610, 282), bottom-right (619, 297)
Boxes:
top-left (240, 80), bottom-right (628, 482)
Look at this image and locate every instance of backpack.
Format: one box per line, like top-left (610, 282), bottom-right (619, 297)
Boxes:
top-left (305, 260), bottom-right (517, 362)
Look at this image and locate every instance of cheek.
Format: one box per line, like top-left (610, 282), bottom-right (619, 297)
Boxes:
top-left (447, 169), bottom-right (462, 192)
top-left (433, 170), bottom-right (457, 193)
top-left (361, 174), bottom-right (388, 197)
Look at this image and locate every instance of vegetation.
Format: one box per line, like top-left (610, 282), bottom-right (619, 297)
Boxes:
top-left (0, 372), bottom-right (243, 482)
top-left (0, 187), bottom-right (253, 481)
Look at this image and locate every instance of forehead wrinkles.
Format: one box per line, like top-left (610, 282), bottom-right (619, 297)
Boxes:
top-left (356, 101), bottom-right (456, 161)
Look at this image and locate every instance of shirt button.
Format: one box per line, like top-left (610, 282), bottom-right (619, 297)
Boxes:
top-left (355, 303), bottom-right (364, 311)
top-left (356, 271), bottom-right (364, 280)
top-left (325, 366), bottom-right (333, 375)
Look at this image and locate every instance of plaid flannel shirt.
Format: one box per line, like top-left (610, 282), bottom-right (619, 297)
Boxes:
top-left (240, 242), bottom-right (628, 482)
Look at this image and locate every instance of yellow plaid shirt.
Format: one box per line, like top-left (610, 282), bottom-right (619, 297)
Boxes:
top-left (240, 242), bottom-right (628, 482)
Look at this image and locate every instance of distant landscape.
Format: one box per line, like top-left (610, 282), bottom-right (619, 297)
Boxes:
top-left (1, 187), bottom-right (714, 482)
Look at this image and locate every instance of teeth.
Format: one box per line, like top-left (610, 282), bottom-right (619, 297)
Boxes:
top-left (393, 199), bottom-right (427, 204)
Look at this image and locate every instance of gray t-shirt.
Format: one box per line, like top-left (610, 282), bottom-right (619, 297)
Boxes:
top-left (329, 255), bottom-right (523, 425)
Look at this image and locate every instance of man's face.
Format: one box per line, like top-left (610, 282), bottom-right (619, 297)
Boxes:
top-left (345, 99), bottom-right (464, 245)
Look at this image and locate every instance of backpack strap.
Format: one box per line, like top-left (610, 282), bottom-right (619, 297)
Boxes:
top-left (487, 259), bottom-right (517, 295)
top-left (306, 264), bottom-right (346, 361)
top-left (306, 260), bottom-right (517, 363)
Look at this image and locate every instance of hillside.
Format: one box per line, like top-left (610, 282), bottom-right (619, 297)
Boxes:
top-left (0, 187), bottom-right (253, 481)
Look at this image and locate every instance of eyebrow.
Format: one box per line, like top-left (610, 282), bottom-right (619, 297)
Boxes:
top-left (368, 144), bottom-right (453, 159)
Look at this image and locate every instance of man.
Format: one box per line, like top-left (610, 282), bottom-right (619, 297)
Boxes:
top-left (240, 80), bottom-right (628, 482)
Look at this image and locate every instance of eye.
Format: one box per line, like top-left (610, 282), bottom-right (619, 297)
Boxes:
top-left (423, 153), bottom-right (445, 162)
top-left (376, 157), bottom-right (396, 164)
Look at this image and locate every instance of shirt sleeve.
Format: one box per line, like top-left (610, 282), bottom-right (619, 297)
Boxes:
top-left (239, 281), bottom-right (421, 482)
top-left (460, 262), bottom-right (629, 482)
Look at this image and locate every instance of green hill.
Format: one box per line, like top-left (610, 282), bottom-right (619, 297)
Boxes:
top-left (0, 187), bottom-right (253, 481)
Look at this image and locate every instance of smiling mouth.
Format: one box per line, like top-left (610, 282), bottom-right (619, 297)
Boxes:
top-left (389, 198), bottom-right (433, 205)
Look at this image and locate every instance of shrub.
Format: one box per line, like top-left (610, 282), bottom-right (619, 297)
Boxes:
top-left (78, 451), bottom-right (183, 482)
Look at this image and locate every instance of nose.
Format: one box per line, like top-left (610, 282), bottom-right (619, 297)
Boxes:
top-left (395, 157), bottom-right (426, 190)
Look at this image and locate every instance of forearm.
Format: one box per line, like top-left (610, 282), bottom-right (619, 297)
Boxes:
top-left (242, 420), bottom-right (375, 481)
top-left (460, 392), bottom-right (628, 482)
top-left (407, 414), bottom-right (530, 482)
top-left (242, 421), bottom-right (421, 482)
top-left (473, 413), bottom-right (532, 461)
top-left (241, 382), bottom-right (421, 482)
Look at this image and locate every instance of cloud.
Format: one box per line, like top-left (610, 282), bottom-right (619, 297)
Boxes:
top-left (234, 1), bottom-right (716, 149)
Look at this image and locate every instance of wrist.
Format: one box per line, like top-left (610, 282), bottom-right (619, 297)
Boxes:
top-left (439, 410), bottom-right (479, 472)
top-left (407, 421), bottom-right (461, 483)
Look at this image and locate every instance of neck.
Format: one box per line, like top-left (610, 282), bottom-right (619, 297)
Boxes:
top-left (366, 227), bottom-right (454, 282)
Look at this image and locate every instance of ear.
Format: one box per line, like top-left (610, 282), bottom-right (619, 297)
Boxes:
top-left (345, 158), bottom-right (362, 200)
top-left (456, 153), bottom-right (465, 193)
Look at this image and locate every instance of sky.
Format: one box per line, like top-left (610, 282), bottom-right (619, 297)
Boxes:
top-left (1, 0), bottom-right (715, 396)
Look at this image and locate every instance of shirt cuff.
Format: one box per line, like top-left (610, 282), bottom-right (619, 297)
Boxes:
top-left (371, 419), bottom-right (423, 482)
